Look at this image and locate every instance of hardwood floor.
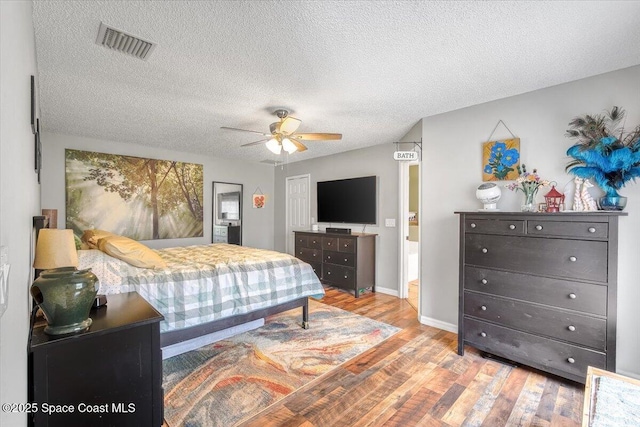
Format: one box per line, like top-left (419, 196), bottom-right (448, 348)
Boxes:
top-left (239, 287), bottom-right (584, 427)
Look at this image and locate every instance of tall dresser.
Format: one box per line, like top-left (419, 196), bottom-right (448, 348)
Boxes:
top-left (294, 231), bottom-right (376, 298)
top-left (455, 212), bottom-right (625, 383)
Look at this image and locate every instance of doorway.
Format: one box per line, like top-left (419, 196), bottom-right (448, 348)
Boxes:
top-left (399, 162), bottom-right (420, 312)
top-left (285, 174), bottom-right (311, 255)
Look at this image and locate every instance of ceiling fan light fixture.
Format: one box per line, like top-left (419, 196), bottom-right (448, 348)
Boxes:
top-left (266, 138), bottom-right (282, 154)
top-left (282, 137), bottom-right (298, 154)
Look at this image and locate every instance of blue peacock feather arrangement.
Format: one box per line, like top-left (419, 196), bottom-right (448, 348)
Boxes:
top-left (565, 106), bottom-right (640, 198)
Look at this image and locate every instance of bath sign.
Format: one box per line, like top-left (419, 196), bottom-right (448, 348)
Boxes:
top-left (393, 151), bottom-right (419, 161)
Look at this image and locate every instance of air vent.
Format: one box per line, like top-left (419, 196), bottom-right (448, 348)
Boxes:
top-left (260, 160), bottom-right (281, 165)
top-left (95, 22), bottom-right (156, 60)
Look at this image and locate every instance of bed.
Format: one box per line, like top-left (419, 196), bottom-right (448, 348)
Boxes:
top-left (33, 217), bottom-right (325, 348)
top-left (77, 243), bottom-right (325, 347)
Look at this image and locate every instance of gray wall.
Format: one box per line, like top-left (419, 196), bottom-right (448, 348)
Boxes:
top-left (274, 143), bottom-right (400, 295)
top-left (41, 132), bottom-right (276, 250)
top-left (0, 2), bottom-right (41, 425)
top-left (420, 65), bottom-right (640, 377)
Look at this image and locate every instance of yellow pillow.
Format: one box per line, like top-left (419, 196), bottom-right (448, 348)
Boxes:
top-left (81, 229), bottom-right (117, 249)
top-left (96, 235), bottom-right (167, 269)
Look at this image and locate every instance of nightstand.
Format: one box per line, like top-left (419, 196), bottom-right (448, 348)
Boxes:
top-left (28, 292), bottom-right (164, 427)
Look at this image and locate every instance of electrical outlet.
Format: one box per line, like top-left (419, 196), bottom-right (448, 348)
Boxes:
top-left (385, 218), bottom-right (396, 227)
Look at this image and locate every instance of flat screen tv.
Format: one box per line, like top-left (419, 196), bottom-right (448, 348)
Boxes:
top-left (317, 176), bottom-right (377, 224)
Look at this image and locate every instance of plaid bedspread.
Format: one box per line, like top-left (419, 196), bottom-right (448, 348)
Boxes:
top-left (78, 244), bottom-right (325, 333)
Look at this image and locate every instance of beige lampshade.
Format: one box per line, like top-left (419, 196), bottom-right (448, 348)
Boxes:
top-left (33, 229), bottom-right (78, 269)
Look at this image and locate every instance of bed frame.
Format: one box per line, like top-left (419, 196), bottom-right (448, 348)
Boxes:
top-left (33, 216), bottom-right (310, 348)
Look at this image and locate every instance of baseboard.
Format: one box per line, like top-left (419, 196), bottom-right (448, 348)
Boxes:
top-left (375, 286), bottom-right (398, 297)
top-left (616, 369), bottom-right (640, 381)
top-left (419, 315), bottom-right (457, 333)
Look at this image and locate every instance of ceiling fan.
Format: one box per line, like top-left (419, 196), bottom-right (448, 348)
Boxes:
top-left (221, 109), bottom-right (342, 154)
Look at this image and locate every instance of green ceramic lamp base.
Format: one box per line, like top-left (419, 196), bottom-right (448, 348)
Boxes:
top-left (44, 318), bottom-right (92, 335)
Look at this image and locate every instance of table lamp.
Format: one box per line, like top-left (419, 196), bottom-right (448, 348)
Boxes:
top-left (31, 229), bottom-right (98, 335)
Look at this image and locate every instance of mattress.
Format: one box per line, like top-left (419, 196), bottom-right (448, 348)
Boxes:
top-left (78, 244), bottom-right (325, 333)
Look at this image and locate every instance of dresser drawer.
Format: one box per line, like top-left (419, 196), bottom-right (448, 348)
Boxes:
top-left (323, 264), bottom-right (355, 287)
top-left (465, 234), bottom-right (608, 282)
top-left (324, 250), bottom-right (355, 267)
top-left (464, 266), bottom-right (607, 315)
top-left (296, 247), bottom-right (321, 263)
top-left (464, 291), bottom-right (606, 349)
top-left (295, 234), bottom-right (309, 247)
top-left (464, 318), bottom-right (606, 381)
top-left (527, 221), bottom-right (608, 239)
top-left (307, 262), bottom-right (322, 279)
top-left (307, 235), bottom-right (322, 248)
top-left (338, 237), bottom-right (356, 253)
top-left (322, 237), bottom-right (338, 250)
top-left (465, 219), bottom-right (525, 235)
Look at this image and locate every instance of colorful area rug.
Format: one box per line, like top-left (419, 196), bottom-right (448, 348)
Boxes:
top-left (162, 299), bottom-right (399, 426)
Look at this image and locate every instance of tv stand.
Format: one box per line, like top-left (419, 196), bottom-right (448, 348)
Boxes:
top-left (294, 230), bottom-right (376, 298)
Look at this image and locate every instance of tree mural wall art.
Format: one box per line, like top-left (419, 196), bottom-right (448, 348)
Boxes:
top-left (66, 149), bottom-right (203, 240)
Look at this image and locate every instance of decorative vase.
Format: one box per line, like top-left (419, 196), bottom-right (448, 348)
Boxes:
top-left (30, 267), bottom-right (99, 335)
top-left (599, 195), bottom-right (627, 211)
top-left (521, 190), bottom-right (536, 212)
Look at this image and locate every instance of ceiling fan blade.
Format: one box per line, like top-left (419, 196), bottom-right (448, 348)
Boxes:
top-left (290, 139), bottom-right (308, 152)
top-left (293, 133), bottom-right (342, 141)
top-left (241, 139), bottom-right (269, 147)
top-left (279, 117), bottom-right (302, 135)
top-left (221, 126), bottom-right (271, 137)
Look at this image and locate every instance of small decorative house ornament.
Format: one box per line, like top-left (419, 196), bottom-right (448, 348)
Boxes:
top-left (544, 185), bottom-right (565, 213)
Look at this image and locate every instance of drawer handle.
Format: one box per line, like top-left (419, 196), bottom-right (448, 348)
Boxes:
top-left (344, 258), bottom-right (348, 262)
top-left (567, 357), bottom-right (575, 364)
top-left (470, 223), bottom-right (477, 228)
top-left (313, 240), bottom-right (317, 244)
top-left (535, 225), bottom-right (543, 231)
top-left (313, 254), bottom-right (317, 257)
top-left (327, 256), bottom-right (331, 259)
top-left (480, 332), bottom-right (487, 338)
top-left (568, 325), bottom-right (576, 332)
top-left (481, 248), bottom-right (488, 254)
top-left (328, 242), bottom-right (332, 246)
top-left (481, 279), bottom-right (488, 285)
top-left (509, 224), bottom-right (516, 230)
top-left (344, 244), bottom-right (348, 248)
top-left (480, 305), bottom-right (487, 311)
top-left (569, 256), bottom-right (577, 262)
top-left (299, 251), bottom-right (303, 255)
top-left (344, 275), bottom-right (348, 279)
top-left (569, 293), bottom-right (577, 299)
top-left (327, 271), bottom-right (331, 275)
top-left (588, 227), bottom-right (596, 233)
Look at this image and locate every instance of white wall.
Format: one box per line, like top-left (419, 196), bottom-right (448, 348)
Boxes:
top-left (420, 65), bottom-right (640, 377)
top-left (41, 132), bottom-right (276, 250)
top-left (0, 2), bottom-right (41, 425)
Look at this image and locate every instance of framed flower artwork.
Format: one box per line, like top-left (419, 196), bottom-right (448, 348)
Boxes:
top-left (252, 194), bottom-right (265, 209)
top-left (482, 138), bottom-right (520, 181)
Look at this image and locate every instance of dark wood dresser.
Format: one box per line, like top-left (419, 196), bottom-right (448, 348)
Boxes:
top-left (294, 231), bottom-right (376, 297)
top-left (455, 211), bottom-right (626, 383)
top-left (28, 292), bottom-right (164, 426)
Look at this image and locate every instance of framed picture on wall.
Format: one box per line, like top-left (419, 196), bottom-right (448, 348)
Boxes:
top-left (31, 75), bottom-right (36, 134)
top-left (482, 138), bottom-right (520, 181)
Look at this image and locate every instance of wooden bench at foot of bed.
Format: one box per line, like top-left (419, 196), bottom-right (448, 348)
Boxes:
top-left (160, 296), bottom-right (309, 347)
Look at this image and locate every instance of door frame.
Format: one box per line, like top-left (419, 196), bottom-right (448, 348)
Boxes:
top-left (285, 173), bottom-right (311, 255)
top-left (398, 161), bottom-right (421, 312)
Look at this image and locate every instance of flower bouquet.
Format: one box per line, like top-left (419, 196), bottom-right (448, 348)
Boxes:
top-left (506, 164), bottom-right (550, 211)
top-left (565, 106), bottom-right (640, 210)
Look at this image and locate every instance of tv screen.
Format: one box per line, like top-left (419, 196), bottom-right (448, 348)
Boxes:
top-left (317, 176), bottom-right (377, 224)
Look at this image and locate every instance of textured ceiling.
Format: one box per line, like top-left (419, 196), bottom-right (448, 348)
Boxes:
top-left (32, 1), bottom-right (640, 163)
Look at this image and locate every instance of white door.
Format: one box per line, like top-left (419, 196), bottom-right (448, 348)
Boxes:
top-left (285, 174), bottom-right (311, 255)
